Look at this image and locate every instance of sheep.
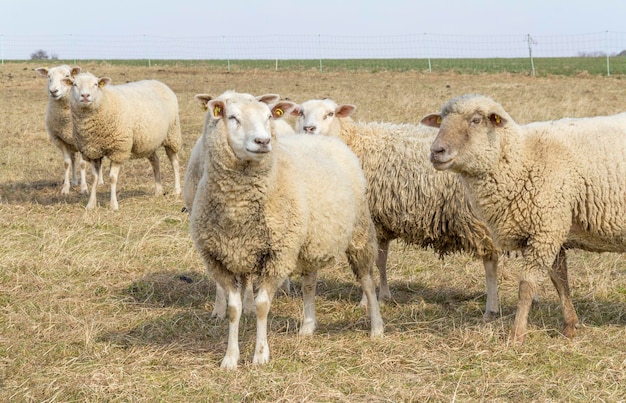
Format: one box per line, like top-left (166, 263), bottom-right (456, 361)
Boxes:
top-left (183, 92), bottom-right (286, 317)
top-left (189, 90), bottom-right (384, 369)
top-left (63, 72), bottom-right (182, 210)
top-left (292, 98), bottom-right (501, 320)
top-left (424, 93), bottom-right (626, 343)
top-left (35, 65), bottom-right (89, 194)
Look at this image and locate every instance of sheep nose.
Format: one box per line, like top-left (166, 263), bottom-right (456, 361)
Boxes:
top-left (255, 137), bottom-right (270, 145)
top-left (430, 144), bottom-right (446, 155)
top-left (303, 125), bottom-right (316, 133)
top-left (49, 89), bottom-right (58, 96)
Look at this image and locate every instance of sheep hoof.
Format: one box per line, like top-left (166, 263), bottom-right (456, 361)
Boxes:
top-left (482, 311), bottom-right (499, 322)
top-left (220, 356), bottom-right (239, 370)
top-left (562, 324), bottom-right (578, 339)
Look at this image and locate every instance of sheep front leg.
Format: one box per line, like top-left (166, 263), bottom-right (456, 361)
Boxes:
top-left (549, 247), bottom-right (578, 338)
top-left (253, 285), bottom-right (276, 365)
top-left (109, 162), bottom-right (121, 211)
top-left (60, 144), bottom-right (73, 195)
top-left (221, 285), bottom-right (243, 370)
top-left (510, 276), bottom-right (536, 345)
top-left (360, 272), bottom-right (384, 338)
top-left (76, 153), bottom-right (88, 194)
top-left (299, 271), bottom-right (318, 336)
top-left (482, 254), bottom-right (500, 321)
top-left (86, 158), bottom-right (102, 210)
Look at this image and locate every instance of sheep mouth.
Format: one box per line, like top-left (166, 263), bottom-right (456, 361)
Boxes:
top-left (430, 155), bottom-right (454, 171)
top-left (247, 147), bottom-right (271, 154)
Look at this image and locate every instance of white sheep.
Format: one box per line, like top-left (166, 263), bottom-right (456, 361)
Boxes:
top-left (292, 99), bottom-right (501, 320)
top-left (424, 93), bottom-right (626, 343)
top-left (189, 90), bottom-right (384, 369)
top-left (183, 92), bottom-right (286, 317)
top-left (63, 72), bottom-right (182, 210)
top-left (35, 65), bottom-right (89, 194)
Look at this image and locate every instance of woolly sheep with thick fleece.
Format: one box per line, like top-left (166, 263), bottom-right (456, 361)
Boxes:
top-left (64, 72), bottom-right (182, 210)
top-left (36, 65), bottom-right (89, 194)
top-left (293, 98), bottom-right (501, 320)
top-left (189, 91), bottom-right (383, 369)
top-left (424, 93), bottom-right (626, 343)
top-left (183, 92), bottom-right (286, 318)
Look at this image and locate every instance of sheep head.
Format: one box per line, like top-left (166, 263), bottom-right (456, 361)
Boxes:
top-left (423, 94), bottom-right (510, 176)
top-left (205, 91), bottom-right (295, 162)
top-left (64, 72), bottom-right (111, 109)
top-left (292, 98), bottom-right (356, 135)
top-left (35, 65), bottom-right (81, 100)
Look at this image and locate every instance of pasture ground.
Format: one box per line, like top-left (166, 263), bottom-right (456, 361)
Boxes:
top-left (1, 62), bottom-right (625, 401)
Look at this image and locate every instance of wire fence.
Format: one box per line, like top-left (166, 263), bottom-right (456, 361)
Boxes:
top-left (2, 31), bottom-right (626, 75)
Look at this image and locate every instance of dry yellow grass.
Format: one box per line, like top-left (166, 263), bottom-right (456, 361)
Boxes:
top-left (1, 62), bottom-right (626, 401)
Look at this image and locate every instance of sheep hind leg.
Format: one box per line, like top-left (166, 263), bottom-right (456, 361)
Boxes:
top-left (165, 147), bottom-right (181, 196)
top-left (147, 152), bottom-right (164, 196)
top-left (299, 271), bottom-right (317, 336)
top-left (549, 247), bottom-right (578, 339)
top-left (482, 254), bottom-right (500, 321)
top-left (347, 245), bottom-right (384, 337)
top-left (86, 158), bottom-right (102, 210)
top-left (359, 237), bottom-right (391, 309)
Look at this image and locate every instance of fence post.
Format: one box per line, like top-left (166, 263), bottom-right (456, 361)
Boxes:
top-left (527, 34), bottom-right (536, 76)
top-left (605, 30), bottom-right (611, 77)
top-left (1, 35), bottom-right (4, 65)
top-left (318, 34), bottom-right (323, 72)
top-left (222, 35), bottom-right (230, 73)
top-left (424, 33), bottom-right (432, 73)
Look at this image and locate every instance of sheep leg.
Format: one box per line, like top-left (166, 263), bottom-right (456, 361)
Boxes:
top-left (299, 271), bottom-right (318, 336)
top-left (242, 275), bottom-right (255, 315)
top-left (549, 247), bottom-right (578, 338)
top-left (509, 277), bottom-right (537, 345)
top-left (86, 158), bottom-right (102, 210)
top-left (253, 280), bottom-right (281, 366)
top-left (60, 144), bottom-right (73, 195)
top-left (147, 152), bottom-right (164, 196)
top-left (211, 283), bottom-right (227, 319)
top-left (482, 254), bottom-right (500, 321)
top-left (77, 153), bottom-right (88, 194)
top-left (361, 272), bottom-right (384, 338)
top-left (359, 237), bottom-right (391, 308)
top-left (109, 162), bottom-right (121, 211)
top-left (165, 147), bottom-right (181, 196)
top-left (221, 283), bottom-right (243, 370)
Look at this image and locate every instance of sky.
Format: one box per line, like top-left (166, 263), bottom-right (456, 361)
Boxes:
top-left (1, 0), bottom-right (624, 59)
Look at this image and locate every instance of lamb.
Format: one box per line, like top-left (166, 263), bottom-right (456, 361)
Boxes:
top-left (292, 99), bottom-right (501, 320)
top-left (424, 93), bottom-right (626, 343)
top-left (63, 72), bottom-right (182, 210)
top-left (183, 93), bottom-right (286, 317)
top-left (35, 65), bottom-right (89, 194)
top-left (189, 90), bottom-right (384, 369)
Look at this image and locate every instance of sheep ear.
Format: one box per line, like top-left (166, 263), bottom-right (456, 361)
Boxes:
top-left (271, 101), bottom-right (296, 119)
top-left (336, 104), bottom-right (356, 118)
top-left (194, 94), bottom-right (213, 111)
top-left (257, 94), bottom-right (281, 105)
top-left (34, 67), bottom-right (48, 76)
top-left (420, 114), bottom-right (442, 128)
top-left (208, 100), bottom-right (225, 119)
top-left (289, 105), bottom-right (302, 117)
top-left (70, 67), bottom-right (81, 77)
top-left (61, 78), bottom-right (73, 87)
top-left (98, 77), bottom-right (111, 88)
top-left (489, 113), bottom-right (506, 127)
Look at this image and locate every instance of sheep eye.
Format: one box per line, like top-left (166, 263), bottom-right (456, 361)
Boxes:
top-left (298, 111), bottom-right (304, 117)
top-left (325, 112), bottom-right (334, 119)
top-left (228, 116), bottom-right (240, 125)
top-left (471, 117), bottom-right (482, 125)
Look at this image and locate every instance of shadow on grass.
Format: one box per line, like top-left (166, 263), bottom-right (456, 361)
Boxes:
top-left (99, 269), bottom-right (626, 351)
top-left (0, 179), bottom-right (149, 206)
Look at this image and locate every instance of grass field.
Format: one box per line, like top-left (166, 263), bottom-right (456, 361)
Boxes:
top-left (1, 62), bottom-right (626, 401)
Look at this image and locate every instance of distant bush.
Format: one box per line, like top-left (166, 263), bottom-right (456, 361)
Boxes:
top-left (30, 49), bottom-right (59, 60)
